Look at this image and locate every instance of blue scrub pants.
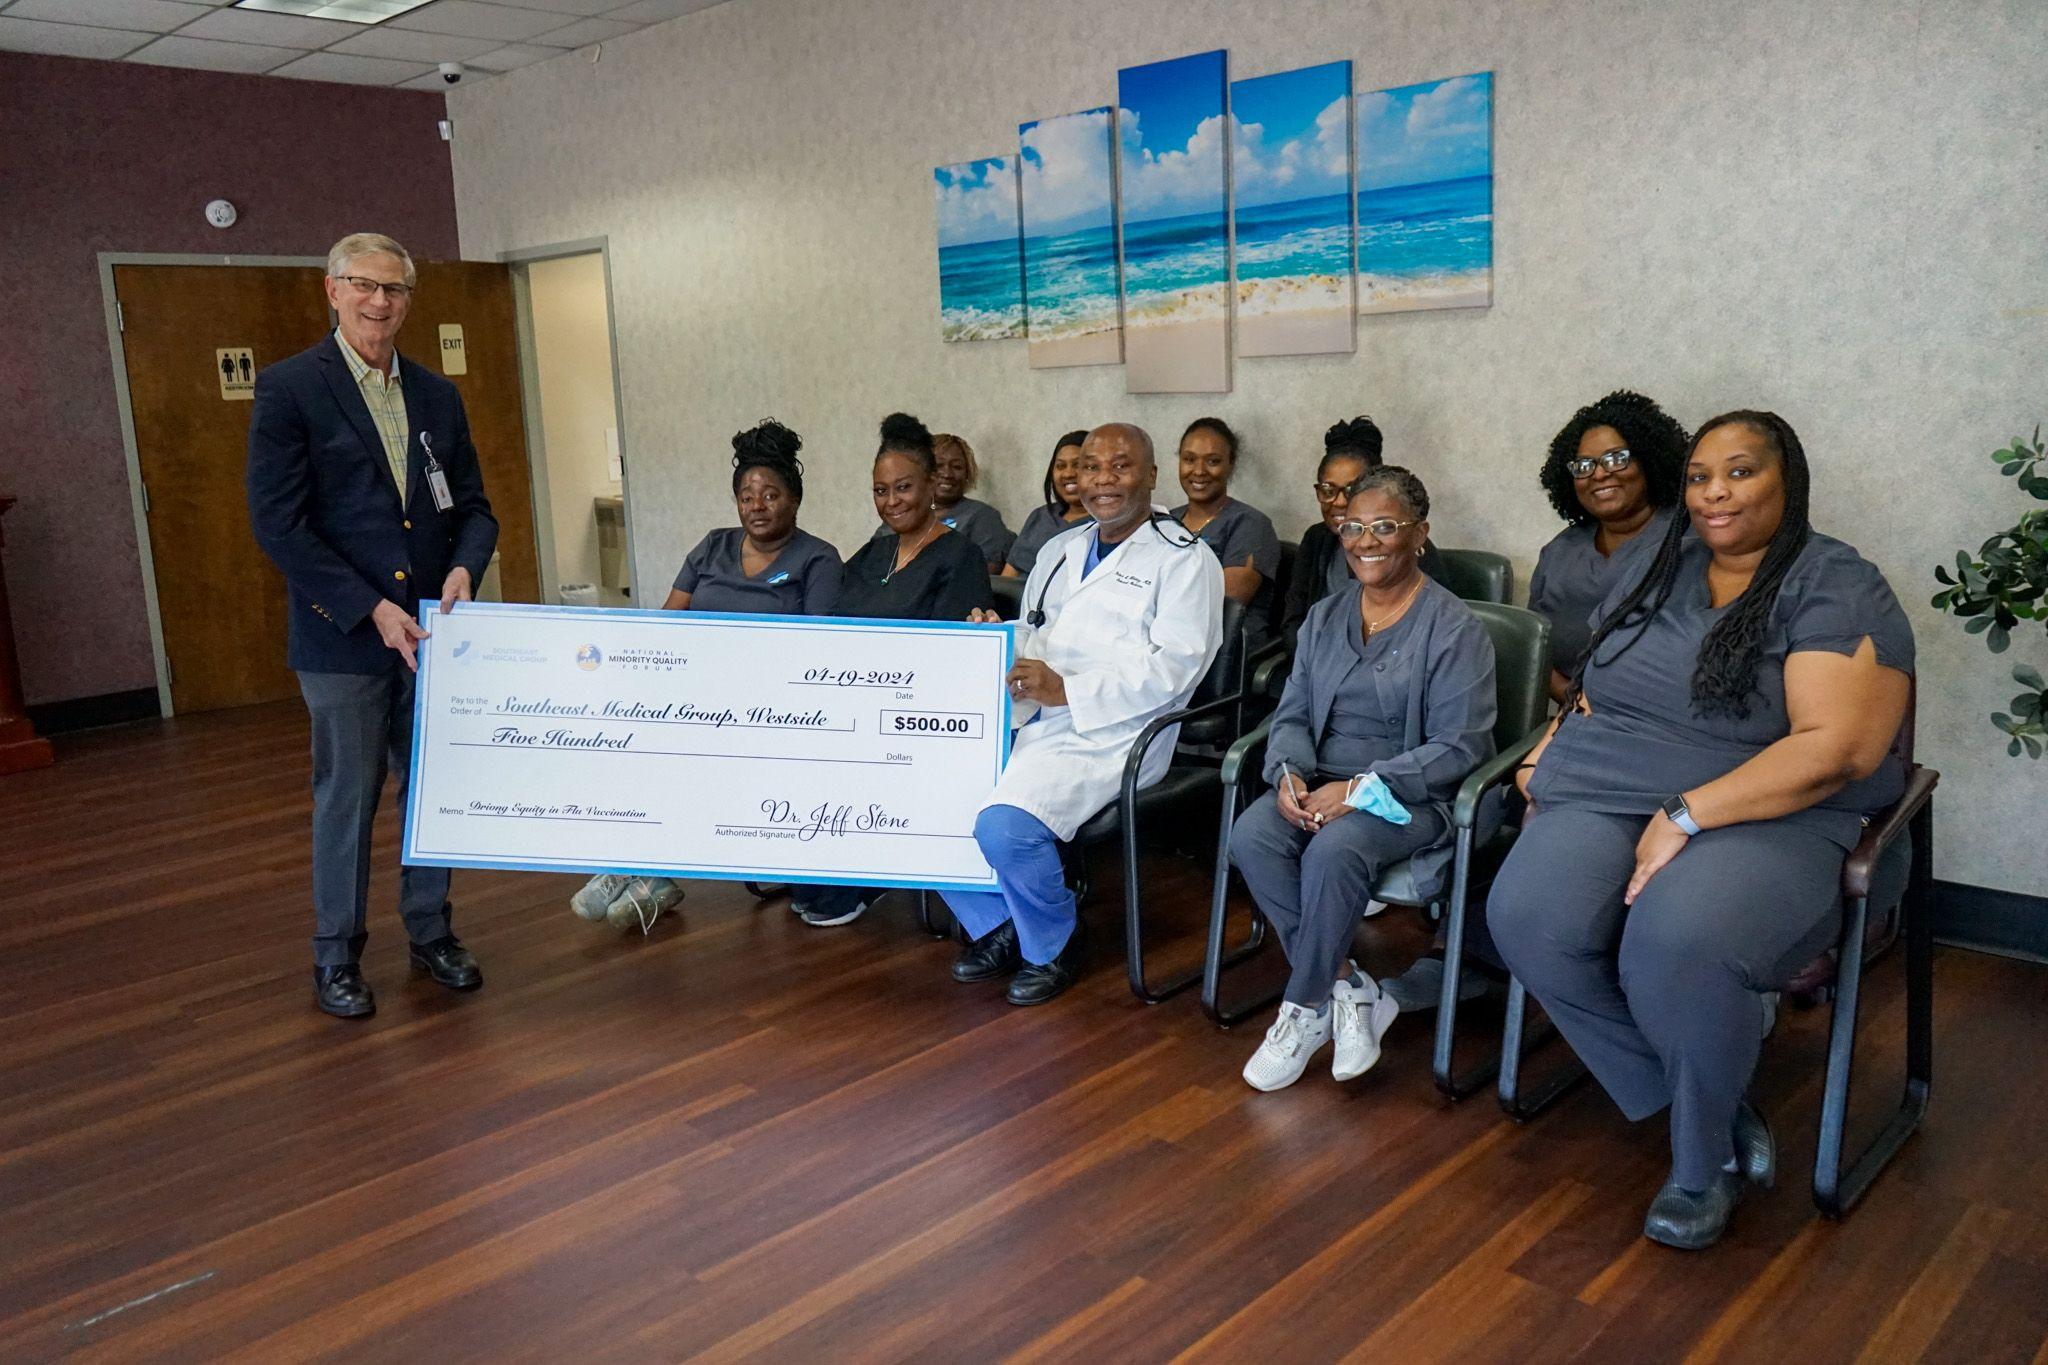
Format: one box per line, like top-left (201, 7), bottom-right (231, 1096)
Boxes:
top-left (942, 805), bottom-right (1077, 965)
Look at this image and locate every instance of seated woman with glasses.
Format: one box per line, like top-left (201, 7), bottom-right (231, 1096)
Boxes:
top-left (567, 419), bottom-right (842, 929)
top-left (1003, 430), bottom-right (1091, 578)
top-left (1228, 466), bottom-right (1497, 1092)
top-left (1171, 417), bottom-right (1282, 640)
top-left (1530, 391), bottom-right (1689, 702)
top-left (1489, 410), bottom-right (1913, 1251)
top-left (1281, 417), bottom-right (1446, 646)
top-left (794, 412), bottom-right (997, 927)
top-left (872, 431), bottom-right (1013, 573)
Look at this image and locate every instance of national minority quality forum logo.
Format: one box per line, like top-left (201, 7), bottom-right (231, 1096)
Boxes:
top-left (576, 644), bottom-right (604, 671)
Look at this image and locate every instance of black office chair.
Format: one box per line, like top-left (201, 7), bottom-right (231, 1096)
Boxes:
top-left (987, 573), bottom-right (1023, 622)
top-left (1436, 548), bottom-right (1513, 605)
top-left (1065, 598), bottom-right (1257, 1003)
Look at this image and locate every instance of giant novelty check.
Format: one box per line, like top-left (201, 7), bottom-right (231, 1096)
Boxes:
top-left (402, 602), bottom-right (1013, 892)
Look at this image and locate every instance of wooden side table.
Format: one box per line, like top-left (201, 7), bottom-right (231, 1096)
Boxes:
top-left (0, 496), bottom-right (55, 774)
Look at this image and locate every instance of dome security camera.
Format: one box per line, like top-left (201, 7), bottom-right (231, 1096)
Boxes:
top-left (438, 62), bottom-right (465, 84)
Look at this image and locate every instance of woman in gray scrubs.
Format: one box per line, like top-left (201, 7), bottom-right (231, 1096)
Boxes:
top-left (1281, 417), bottom-right (1448, 646)
top-left (1228, 467), bottom-right (1497, 1092)
top-left (872, 432), bottom-right (1013, 571)
top-left (1489, 411), bottom-right (1913, 1251)
top-left (1003, 430), bottom-right (1090, 578)
top-left (1528, 391), bottom-right (1688, 701)
top-left (1172, 417), bottom-right (1282, 643)
top-left (568, 419), bottom-right (843, 929)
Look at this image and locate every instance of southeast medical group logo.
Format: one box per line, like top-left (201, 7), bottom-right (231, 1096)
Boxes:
top-left (576, 644), bottom-right (604, 672)
top-left (452, 640), bottom-right (473, 662)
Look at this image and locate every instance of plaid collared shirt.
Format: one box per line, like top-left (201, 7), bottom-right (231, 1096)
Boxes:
top-left (335, 330), bottom-right (409, 495)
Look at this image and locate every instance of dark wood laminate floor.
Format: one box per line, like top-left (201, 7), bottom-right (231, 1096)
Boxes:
top-left (2, 702), bottom-right (2045, 1362)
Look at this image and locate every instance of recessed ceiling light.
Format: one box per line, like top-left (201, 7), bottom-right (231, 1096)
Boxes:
top-left (234, 0), bottom-right (440, 23)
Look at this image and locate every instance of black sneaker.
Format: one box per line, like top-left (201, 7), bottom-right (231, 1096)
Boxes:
top-left (951, 921), bottom-right (1021, 982)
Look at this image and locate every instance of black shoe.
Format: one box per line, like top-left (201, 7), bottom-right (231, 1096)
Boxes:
top-left (314, 965), bottom-right (375, 1019)
top-left (409, 936), bottom-right (482, 991)
top-left (1733, 1100), bottom-right (1776, 1188)
top-left (1643, 1169), bottom-right (1745, 1250)
top-left (1005, 932), bottom-right (1082, 1007)
top-left (951, 921), bottom-right (1020, 982)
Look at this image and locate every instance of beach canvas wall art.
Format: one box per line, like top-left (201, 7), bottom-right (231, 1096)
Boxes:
top-left (1116, 49), bottom-right (1230, 393)
top-left (1231, 60), bottom-right (1354, 357)
top-left (933, 156), bottom-right (1025, 342)
top-left (1018, 108), bottom-right (1124, 368)
top-left (1356, 71), bottom-right (1494, 314)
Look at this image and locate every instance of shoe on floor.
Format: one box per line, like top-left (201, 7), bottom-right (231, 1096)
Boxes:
top-left (408, 937), bottom-right (482, 991)
top-left (1243, 1001), bottom-right (1333, 1091)
top-left (314, 964), bottom-right (375, 1018)
top-left (571, 873), bottom-right (633, 922)
top-left (797, 894), bottom-right (868, 928)
top-left (1380, 955), bottom-right (1492, 1013)
top-left (1733, 1099), bottom-right (1776, 1188)
top-left (1643, 1169), bottom-right (1745, 1250)
top-left (952, 921), bottom-right (1021, 982)
top-left (1331, 976), bottom-right (1399, 1082)
top-left (1006, 931), bottom-right (1083, 1006)
top-left (606, 877), bottom-right (684, 930)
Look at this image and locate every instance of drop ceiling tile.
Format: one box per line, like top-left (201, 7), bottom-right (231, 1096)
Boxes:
top-left (232, 0), bottom-right (440, 18)
top-left (529, 14), bottom-right (638, 47)
top-left (126, 32), bottom-right (301, 70)
top-left (492, 0), bottom-right (635, 15)
top-left (3, 0), bottom-right (210, 32)
top-left (604, 0), bottom-right (723, 21)
top-left (327, 26), bottom-right (497, 59)
top-left (466, 41), bottom-right (552, 70)
top-left (0, 16), bottom-right (154, 57)
top-left (181, 6), bottom-right (360, 45)
top-left (386, 1), bottom-right (565, 40)
top-left (267, 49), bottom-right (432, 83)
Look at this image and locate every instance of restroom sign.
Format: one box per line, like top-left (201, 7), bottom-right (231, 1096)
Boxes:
top-left (216, 346), bottom-right (255, 400)
top-left (438, 324), bottom-right (468, 376)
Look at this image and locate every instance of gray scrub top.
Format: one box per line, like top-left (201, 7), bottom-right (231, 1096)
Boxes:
top-left (1528, 507), bottom-right (1676, 674)
top-left (1007, 504), bottom-right (1085, 576)
top-left (1262, 578), bottom-right (1499, 900)
top-left (1174, 498), bottom-right (1282, 640)
top-left (670, 526), bottom-right (842, 615)
top-left (1529, 531), bottom-right (1914, 850)
top-left (873, 497), bottom-right (1014, 570)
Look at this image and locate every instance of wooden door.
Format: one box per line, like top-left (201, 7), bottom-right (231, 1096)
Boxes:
top-left (117, 264), bottom-right (326, 714)
top-left (400, 261), bottom-right (540, 606)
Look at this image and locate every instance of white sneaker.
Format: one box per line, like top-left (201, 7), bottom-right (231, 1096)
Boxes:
top-left (1242, 1002), bottom-right (1334, 1092)
top-left (606, 876), bottom-right (684, 930)
top-left (572, 873), bottom-right (633, 922)
top-left (1331, 976), bottom-right (1399, 1082)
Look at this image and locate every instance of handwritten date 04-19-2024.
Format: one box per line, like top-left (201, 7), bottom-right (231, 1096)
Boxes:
top-left (800, 668), bottom-right (916, 688)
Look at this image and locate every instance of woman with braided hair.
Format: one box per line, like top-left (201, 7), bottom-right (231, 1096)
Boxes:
top-left (1487, 410), bottom-right (1913, 1251)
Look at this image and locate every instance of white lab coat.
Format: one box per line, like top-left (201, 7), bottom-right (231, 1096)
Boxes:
top-left (989, 512), bottom-right (1224, 839)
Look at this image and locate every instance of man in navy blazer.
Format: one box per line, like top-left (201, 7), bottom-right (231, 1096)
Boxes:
top-left (248, 232), bottom-right (498, 1019)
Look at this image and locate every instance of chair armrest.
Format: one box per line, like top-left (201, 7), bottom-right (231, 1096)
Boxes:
top-left (1219, 716), bottom-right (1276, 789)
top-left (1842, 765), bottom-right (1938, 899)
top-left (1450, 727), bottom-right (1546, 830)
top-left (1118, 690), bottom-right (1246, 793)
top-left (1250, 642), bottom-right (1293, 700)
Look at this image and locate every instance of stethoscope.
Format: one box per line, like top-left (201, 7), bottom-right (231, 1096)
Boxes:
top-left (1025, 511), bottom-right (1200, 628)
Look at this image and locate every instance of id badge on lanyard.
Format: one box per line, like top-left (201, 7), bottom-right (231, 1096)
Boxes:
top-left (419, 432), bottom-right (455, 512)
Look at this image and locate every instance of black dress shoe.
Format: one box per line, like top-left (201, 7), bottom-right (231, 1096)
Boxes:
top-left (1643, 1169), bottom-right (1745, 1250)
top-left (1734, 1100), bottom-right (1776, 1188)
top-left (409, 936), bottom-right (482, 990)
top-left (1005, 932), bottom-right (1082, 1007)
top-left (314, 965), bottom-right (375, 1019)
top-left (952, 921), bottom-right (1020, 982)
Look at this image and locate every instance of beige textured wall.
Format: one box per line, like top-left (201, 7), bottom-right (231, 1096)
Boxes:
top-left (527, 251), bottom-right (623, 603)
top-left (448, 0), bottom-right (2048, 895)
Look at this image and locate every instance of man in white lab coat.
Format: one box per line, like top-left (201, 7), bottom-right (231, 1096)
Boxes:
top-left (946, 423), bottom-right (1224, 1005)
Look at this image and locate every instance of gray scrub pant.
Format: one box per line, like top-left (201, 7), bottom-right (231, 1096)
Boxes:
top-left (1487, 808), bottom-right (1845, 1190)
top-left (1229, 790), bottom-right (1446, 1008)
top-left (299, 669), bottom-right (453, 968)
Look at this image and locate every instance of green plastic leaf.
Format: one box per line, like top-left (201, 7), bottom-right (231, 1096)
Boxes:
top-left (1965, 613), bottom-right (1992, 633)
top-left (2016, 664), bottom-right (2046, 690)
top-left (1989, 624), bottom-right (2011, 652)
top-left (1933, 565), bottom-right (1953, 585)
top-left (2011, 738), bottom-right (2025, 757)
top-left (2027, 735), bottom-right (2045, 759)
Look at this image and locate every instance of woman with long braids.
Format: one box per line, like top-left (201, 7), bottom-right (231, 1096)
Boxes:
top-left (1487, 411), bottom-right (1914, 1250)
top-left (569, 420), bottom-right (841, 929)
top-left (1528, 391), bottom-right (1688, 702)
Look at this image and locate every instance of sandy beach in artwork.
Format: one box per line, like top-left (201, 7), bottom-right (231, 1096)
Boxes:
top-left (1121, 281), bottom-right (1229, 392)
top-left (1236, 272), bottom-right (1353, 356)
top-left (1358, 270), bottom-right (1492, 314)
top-left (1028, 328), bottom-right (1124, 368)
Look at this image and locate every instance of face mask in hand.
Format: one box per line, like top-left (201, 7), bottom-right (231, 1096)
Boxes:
top-left (1343, 772), bottom-right (1412, 824)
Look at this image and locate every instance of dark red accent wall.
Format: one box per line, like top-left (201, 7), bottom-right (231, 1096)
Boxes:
top-left (0, 52), bottom-right (460, 706)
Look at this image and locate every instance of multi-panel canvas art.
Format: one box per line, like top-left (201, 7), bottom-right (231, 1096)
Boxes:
top-left (1356, 71), bottom-right (1494, 314)
top-left (1116, 49), bottom-right (1230, 393)
top-left (933, 157), bottom-right (1026, 342)
top-left (1231, 59), bottom-right (1355, 357)
top-left (1018, 108), bottom-right (1124, 369)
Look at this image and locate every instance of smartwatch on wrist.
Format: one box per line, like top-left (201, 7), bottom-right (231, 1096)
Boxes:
top-left (1661, 793), bottom-right (1702, 836)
